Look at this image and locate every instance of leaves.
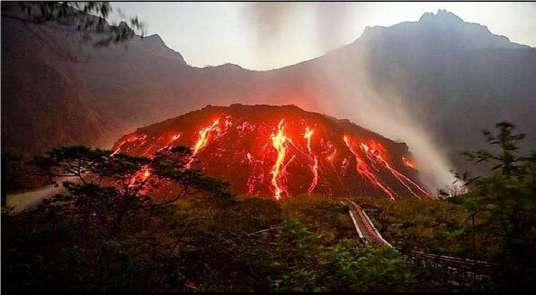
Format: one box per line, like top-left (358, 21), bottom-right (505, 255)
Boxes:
top-left (456, 122), bottom-right (536, 289)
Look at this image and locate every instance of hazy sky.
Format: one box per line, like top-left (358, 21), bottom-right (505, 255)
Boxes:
top-left (111, 2), bottom-right (536, 70)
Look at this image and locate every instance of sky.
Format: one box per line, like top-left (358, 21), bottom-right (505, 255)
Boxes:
top-left (111, 2), bottom-right (536, 71)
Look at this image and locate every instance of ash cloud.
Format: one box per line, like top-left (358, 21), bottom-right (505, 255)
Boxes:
top-left (246, 2), bottom-right (360, 48)
top-left (247, 2), bottom-right (297, 44)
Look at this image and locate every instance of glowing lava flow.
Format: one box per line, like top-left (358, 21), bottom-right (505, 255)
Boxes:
top-left (156, 133), bottom-right (182, 153)
top-left (128, 165), bottom-right (152, 188)
top-left (343, 136), bottom-right (397, 200)
top-left (186, 119), bottom-right (220, 169)
top-left (271, 120), bottom-right (289, 200)
top-left (112, 134), bottom-right (145, 156)
top-left (193, 119), bottom-right (220, 155)
top-left (143, 167), bottom-right (151, 179)
top-left (304, 127), bottom-right (319, 193)
top-left (360, 143), bottom-right (430, 198)
top-left (304, 127), bottom-right (314, 152)
top-left (325, 148), bottom-right (349, 196)
top-left (308, 157), bottom-right (319, 193)
top-left (111, 106), bottom-right (432, 201)
top-left (111, 146), bottom-right (123, 157)
top-left (326, 148), bottom-right (337, 162)
top-left (402, 156), bottom-right (417, 169)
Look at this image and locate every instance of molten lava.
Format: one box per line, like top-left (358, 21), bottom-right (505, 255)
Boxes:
top-left (186, 119), bottom-right (220, 169)
top-left (344, 136), bottom-right (397, 200)
top-left (402, 156), bottom-right (417, 169)
top-left (304, 127), bottom-right (319, 193)
top-left (270, 120), bottom-right (289, 200)
top-left (360, 142), bottom-right (430, 199)
top-left (112, 104), bottom-right (431, 200)
top-left (193, 119), bottom-right (220, 155)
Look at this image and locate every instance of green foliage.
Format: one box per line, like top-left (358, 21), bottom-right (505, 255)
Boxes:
top-left (268, 219), bottom-right (413, 292)
top-left (269, 219), bottom-right (324, 292)
top-left (351, 196), bottom-right (478, 257)
top-left (326, 242), bottom-right (414, 291)
top-left (456, 122), bottom-right (536, 289)
top-left (281, 194), bottom-right (355, 244)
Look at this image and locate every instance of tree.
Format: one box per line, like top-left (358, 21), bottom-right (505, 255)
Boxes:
top-left (3, 145), bottom-right (232, 292)
top-left (1, 1), bottom-right (145, 49)
top-left (27, 145), bottom-right (231, 236)
top-left (455, 122), bottom-right (536, 289)
top-left (267, 219), bottom-right (414, 292)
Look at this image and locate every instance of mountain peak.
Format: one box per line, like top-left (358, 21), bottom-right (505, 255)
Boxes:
top-left (137, 34), bottom-right (187, 65)
top-left (356, 9), bottom-right (529, 51)
top-left (143, 34), bottom-right (165, 46)
top-left (419, 9), bottom-right (464, 24)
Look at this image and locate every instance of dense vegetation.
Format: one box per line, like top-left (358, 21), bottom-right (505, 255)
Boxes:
top-left (2, 122), bottom-right (535, 291)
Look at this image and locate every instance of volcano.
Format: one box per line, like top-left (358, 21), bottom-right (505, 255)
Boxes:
top-left (112, 104), bottom-right (431, 200)
top-left (4, 7), bottom-right (536, 191)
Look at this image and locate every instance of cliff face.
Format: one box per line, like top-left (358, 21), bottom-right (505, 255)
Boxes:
top-left (112, 104), bottom-right (430, 200)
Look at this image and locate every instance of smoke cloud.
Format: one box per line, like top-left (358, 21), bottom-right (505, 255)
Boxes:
top-left (244, 3), bottom-right (364, 69)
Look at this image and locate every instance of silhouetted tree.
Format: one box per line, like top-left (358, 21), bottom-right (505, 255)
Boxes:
top-left (3, 145), bottom-right (232, 292)
top-left (27, 145), bottom-right (230, 236)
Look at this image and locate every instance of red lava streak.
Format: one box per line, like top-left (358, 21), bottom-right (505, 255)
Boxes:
top-left (304, 127), bottom-right (319, 193)
top-left (360, 142), bottom-right (430, 198)
top-left (343, 135), bottom-right (397, 200)
top-left (112, 105), bottom-right (431, 201)
top-left (270, 120), bottom-right (289, 200)
top-left (186, 119), bottom-right (220, 169)
top-left (402, 156), bottom-right (417, 169)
